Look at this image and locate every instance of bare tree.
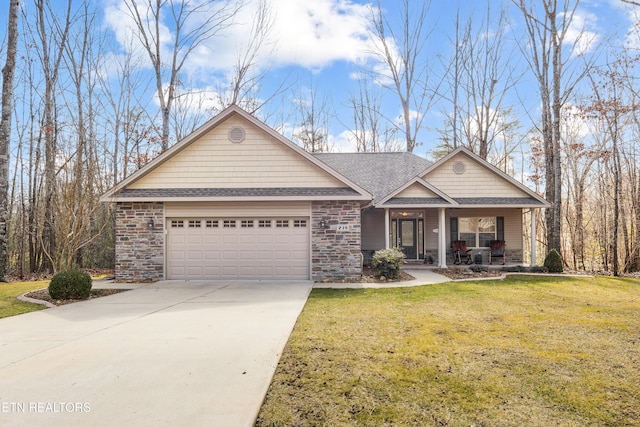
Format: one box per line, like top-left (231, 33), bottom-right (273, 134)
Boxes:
top-left (367, 0), bottom-right (440, 152)
top-left (512, 0), bottom-right (593, 254)
top-left (441, 3), bottom-right (522, 161)
top-left (292, 82), bottom-right (333, 153)
top-left (0, 0), bottom-right (19, 280)
top-left (32, 0), bottom-right (74, 272)
top-left (345, 76), bottom-right (400, 152)
top-left (122, 0), bottom-right (242, 150)
top-left (224, 0), bottom-right (275, 112)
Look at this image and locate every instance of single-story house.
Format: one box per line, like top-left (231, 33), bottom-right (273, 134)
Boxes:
top-left (101, 105), bottom-right (550, 282)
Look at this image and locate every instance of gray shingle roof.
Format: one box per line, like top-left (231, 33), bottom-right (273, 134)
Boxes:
top-left (314, 152), bottom-right (431, 202)
top-left (116, 187), bottom-right (360, 198)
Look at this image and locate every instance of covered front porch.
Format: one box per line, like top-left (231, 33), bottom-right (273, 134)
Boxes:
top-left (361, 207), bottom-right (542, 268)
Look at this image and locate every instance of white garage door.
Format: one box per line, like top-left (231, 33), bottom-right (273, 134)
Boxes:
top-left (166, 217), bottom-right (310, 280)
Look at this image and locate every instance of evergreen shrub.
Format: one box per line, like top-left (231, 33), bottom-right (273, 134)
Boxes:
top-left (48, 270), bottom-right (93, 299)
top-left (371, 248), bottom-right (405, 279)
top-left (543, 249), bottom-right (564, 273)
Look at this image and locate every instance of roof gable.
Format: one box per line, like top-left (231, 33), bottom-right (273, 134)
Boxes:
top-left (420, 147), bottom-right (549, 205)
top-left (377, 177), bottom-right (456, 207)
top-left (102, 106), bottom-right (371, 201)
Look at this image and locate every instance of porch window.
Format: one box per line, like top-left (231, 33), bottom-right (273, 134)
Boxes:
top-left (459, 217), bottom-right (496, 248)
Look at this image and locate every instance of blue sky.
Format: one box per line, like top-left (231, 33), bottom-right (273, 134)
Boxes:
top-left (2, 0), bottom-right (639, 160)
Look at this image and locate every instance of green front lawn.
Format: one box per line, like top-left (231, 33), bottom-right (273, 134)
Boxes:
top-left (0, 280), bottom-right (50, 318)
top-left (257, 275), bottom-right (640, 426)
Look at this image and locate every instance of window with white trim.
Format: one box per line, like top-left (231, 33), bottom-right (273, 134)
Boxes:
top-left (171, 220), bottom-right (184, 228)
top-left (276, 220), bottom-right (289, 228)
top-left (206, 220), bottom-right (219, 228)
top-left (223, 220), bottom-right (236, 228)
top-left (458, 217), bottom-right (496, 248)
top-left (258, 220), bottom-right (272, 228)
top-left (188, 220), bottom-right (201, 228)
top-left (293, 220), bottom-right (307, 228)
top-left (241, 220), bottom-right (254, 228)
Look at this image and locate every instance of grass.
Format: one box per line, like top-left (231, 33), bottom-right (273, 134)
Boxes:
top-left (0, 280), bottom-right (50, 318)
top-left (0, 274), bottom-right (111, 319)
top-left (256, 275), bottom-right (640, 427)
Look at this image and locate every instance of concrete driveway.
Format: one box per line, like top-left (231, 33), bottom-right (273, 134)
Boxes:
top-left (0, 280), bottom-right (312, 427)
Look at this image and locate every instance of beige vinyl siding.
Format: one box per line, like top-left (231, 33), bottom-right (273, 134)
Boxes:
top-left (165, 201), bottom-right (311, 218)
top-left (130, 115), bottom-right (345, 189)
top-left (394, 183), bottom-right (439, 198)
top-left (361, 209), bottom-right (385, 251)
top-left (424, 209), bottom-right (440, 250)
top-left (424, 153), bottom-right (530, 198)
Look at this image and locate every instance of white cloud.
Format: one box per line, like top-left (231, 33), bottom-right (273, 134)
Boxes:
top-left (263, 0), bottom-right (373, 69)
top-left (563, 10), bottom-right (600, 56)
top-left (103, 0), bottom-right (376, 78)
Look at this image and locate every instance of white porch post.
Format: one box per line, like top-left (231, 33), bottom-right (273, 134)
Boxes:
top-left (438, 208), bottom-right (447, 268)
top-left (384, 208), bottom-right (390, 249)
top-left (530, 209), bottom-right (537, 266)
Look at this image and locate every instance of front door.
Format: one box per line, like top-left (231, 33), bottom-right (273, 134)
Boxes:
top-left (399, 219), bottom-right (417, 258)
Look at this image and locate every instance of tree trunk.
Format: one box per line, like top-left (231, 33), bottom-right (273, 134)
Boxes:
top-left (0, 0), bottom-right (20, 280)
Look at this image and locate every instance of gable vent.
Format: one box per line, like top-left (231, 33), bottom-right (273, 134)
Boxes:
top-left (228, 127), bottom-right (245, 143)
top-left (453, 161), bottom-right (466, 174)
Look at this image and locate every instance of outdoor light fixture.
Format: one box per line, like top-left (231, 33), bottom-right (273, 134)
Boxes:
top-left (148, 218), bottom-right (155, 229)
top-left (319, 218), bottom-right (329, 229)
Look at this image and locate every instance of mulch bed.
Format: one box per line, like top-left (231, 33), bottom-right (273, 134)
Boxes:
top-left (24, 288), bottom-right (129, 306)
top-left (319, 266), bottom-right (415, 283)
top-left (433, 268), bottom-right (505, 280)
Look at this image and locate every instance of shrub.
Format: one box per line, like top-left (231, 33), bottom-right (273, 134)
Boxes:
top-left (501, 265), bottom-right (550, 273)
top-left (543, 249), bottom-right (564, 273)
top-left (48, 270), bottom-right (93, 300)
top-left (530, 266), bottom-right (549, 273)
top-left (371, 248), bottom-right (405, 279)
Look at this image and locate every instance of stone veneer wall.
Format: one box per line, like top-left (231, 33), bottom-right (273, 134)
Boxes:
top-left (311, 201), bottom-right (362, 281)
top-left (115, 202), bottom-right (164, 282)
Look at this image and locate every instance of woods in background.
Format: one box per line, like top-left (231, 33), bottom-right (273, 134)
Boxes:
top-left (1, 0), bottom-right (640, 277)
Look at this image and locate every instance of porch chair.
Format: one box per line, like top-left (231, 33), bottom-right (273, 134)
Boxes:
top-left (451, 240), bottom-right (473, 265)
top-left (489, 240), bottom-right (506, 265)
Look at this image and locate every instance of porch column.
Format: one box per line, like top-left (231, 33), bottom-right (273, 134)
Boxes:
top-left (438, 207), bottom-right (447, 268)
top-left (530, 209), bottom-right (537, 266)
top-left (384, 208), bottom-right (390, 249)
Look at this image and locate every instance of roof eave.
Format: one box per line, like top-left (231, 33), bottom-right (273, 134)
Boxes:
top-left (376, 203), bottom-right (455, 209)
top-left (102, 194), bottom-right (373, 203)
top-left (452, 203), bottom-right (550, 209)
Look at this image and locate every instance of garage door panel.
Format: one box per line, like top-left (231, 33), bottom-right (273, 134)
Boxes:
top-left (222, 250), bottom-right (238, 260)
top-left (204, 235), bottom-right (221, 245)
top-left (255, 250), bottom-right (272, 260)
top-left (291, 234), bottom-right (308, 244)
top-left (274, 235), bottom-right (293, 245)
top-left (167, 216), bottom-right (310, 280)
top-left (255, 235), bottom-right (273, 244)
top-left (204, 250), bottom-right (221, 260)
top-left (203, 265), bottom-right (222, 276)
top-left (222, 235), bottom-right (239, 244)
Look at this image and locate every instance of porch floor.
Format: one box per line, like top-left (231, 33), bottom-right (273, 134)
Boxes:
top-left (403, 261), bottom-right (523, 270)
